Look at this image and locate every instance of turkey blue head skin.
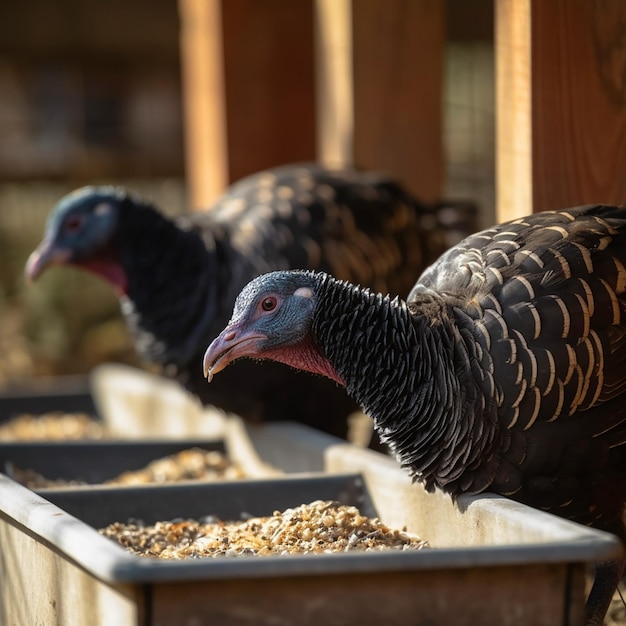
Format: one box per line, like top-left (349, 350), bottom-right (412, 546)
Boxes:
top-left (25, 187), bottom-right (127, 293)
top-left (203, 270), bottom-right (343, 385)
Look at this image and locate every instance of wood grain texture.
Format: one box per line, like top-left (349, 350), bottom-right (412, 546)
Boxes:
top-left (221, 0), bottom-right (317, 184)
top-left (352, 0), bottom-right (445, 202)
top-left (531, 0), bottom-right (626, 211)
top-left (179, 0), bottom-right (229, 209)
top-left (495, 0), bottom-right (532, 222)
top-left (150, 565), bottom-right (582, 626)
top-left (496, 0), bottom-right (626, 217)
top-left (314, 0), bottom-right (354, 169)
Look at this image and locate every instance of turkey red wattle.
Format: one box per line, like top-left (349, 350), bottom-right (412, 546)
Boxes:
top-left (78, 258), bottom-right (128, 295)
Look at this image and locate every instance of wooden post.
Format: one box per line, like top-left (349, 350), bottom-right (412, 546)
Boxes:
top-left (179, 0), bottom-right (448, 206)
top-left (314, 0), bottom-right (354, 169)
top-left (220, 0), bottom-right (317, 184)
top-left (351, 0), bottom-right (446, 202)
top-left (496, 0), bottom-right (626, 220)
top-left (179, 0), bottom-right (317, 210)
top-left (178, 0), bottom-right (228, 210)
top-left (495, 0), bottom-right (531, 222)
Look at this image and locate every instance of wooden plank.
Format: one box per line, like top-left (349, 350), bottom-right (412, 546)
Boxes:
top-left (496, 0), bottom-right (626, 218)
top-left (314, 0), bottom-right (354, 169)
top-left (0, 518), bottom-right (142, 626)
top-left (221, 0), bottom-right (317, 184)
top-left (495, 0), bottom-right (532, 222)
top-left (351, 0), bottom-right (445, 201)
top-left (151, 566), bottom-right (578, 626)
top-left (178, 0), bottom-right (228, 210)
top-left (530, 0), bottom-right (626, 212)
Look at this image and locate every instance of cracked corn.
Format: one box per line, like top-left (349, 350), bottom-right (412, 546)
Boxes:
top-left (7, 447), bottom-right (247, 489)
top-left (100, 500), bottom-right (429, 558)
top-left (0, 411), bottom-right (107, 441)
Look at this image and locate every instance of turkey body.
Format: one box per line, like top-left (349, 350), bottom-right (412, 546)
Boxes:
top-left (26, 163), bottom-right (477, 440)
top-left (203, 204), bottom-right (626, 624)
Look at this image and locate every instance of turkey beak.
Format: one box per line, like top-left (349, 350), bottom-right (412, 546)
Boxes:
top-left (25, 240), bottom-right (71, 283)
top-left (203, 323), bottom-right (267, 382)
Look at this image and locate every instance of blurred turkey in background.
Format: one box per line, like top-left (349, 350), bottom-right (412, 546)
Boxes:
top-left (0, 0), bottom-right (494, 391)
top-left (24, 164), bottom-right (479, 443)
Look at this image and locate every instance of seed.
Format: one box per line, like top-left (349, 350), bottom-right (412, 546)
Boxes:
top-left (99, 501), bottom-right (429, 559)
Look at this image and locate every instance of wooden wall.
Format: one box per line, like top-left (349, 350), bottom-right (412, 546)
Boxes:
top-left (496, 0), bottom-right (626, 220)
top-left (4, 0), bottom-right (621, 219)
top-left (179, 0), bottom-right (447, 208)
top-left (181, 0), bottom-right (626, 219)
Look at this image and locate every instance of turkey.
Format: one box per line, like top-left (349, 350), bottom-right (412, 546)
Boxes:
top-left (203, 203), bottom-right (626, 625)
top-left (25, 163), bottom-right (477, 442)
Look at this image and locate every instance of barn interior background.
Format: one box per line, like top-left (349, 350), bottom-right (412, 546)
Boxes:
top-left (0, 0), bottom-right (623, 387)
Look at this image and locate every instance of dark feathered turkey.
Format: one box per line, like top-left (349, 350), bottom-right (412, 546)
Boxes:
top-left (203, 203), bottom-right (626, 625)
top-left (25, 163), bottom-right (477, 441)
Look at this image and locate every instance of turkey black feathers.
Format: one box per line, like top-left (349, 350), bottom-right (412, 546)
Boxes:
top-left (26, 163), bottom-right (477, 440)
top-left (203, 204), bottom-right (626, 625)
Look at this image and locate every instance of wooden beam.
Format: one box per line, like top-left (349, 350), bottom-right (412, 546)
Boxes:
top-left (221, 0), bottom-right (317, 184)
top-left (178, 0), bottom-right (228, 210)
top-left (530, 0), bottom-right (626, 212)
top-left (496, 0), bottom-right (626, 219)
top-left (179, 0), bottom-right (317, 209)
top-left (495, 0), bottom-right (531, 222)
top-left (351, 0), bottom-right (446, 202)
top-left (314, 0), bottom-right (354, 169)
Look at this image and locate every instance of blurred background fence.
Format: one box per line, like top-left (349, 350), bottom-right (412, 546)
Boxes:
top-left (0, 0), bottom-right (623, 388)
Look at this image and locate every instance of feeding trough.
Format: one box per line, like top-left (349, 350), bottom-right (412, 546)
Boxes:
top-left (0, 439), bottom-right (620, 626)
top-left (0, 366), bottom-right (621, 625)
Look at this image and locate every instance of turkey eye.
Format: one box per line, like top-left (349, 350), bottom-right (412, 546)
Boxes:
top-left (261, 297), bottom-right (277, 311)
top-left (65, 215), bottom-right (83, 233)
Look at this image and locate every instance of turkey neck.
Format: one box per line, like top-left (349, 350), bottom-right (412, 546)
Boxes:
top-left (116, 201), bottom-right (219, 368)
top-left (311, 274), bottom-right (496, 494)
